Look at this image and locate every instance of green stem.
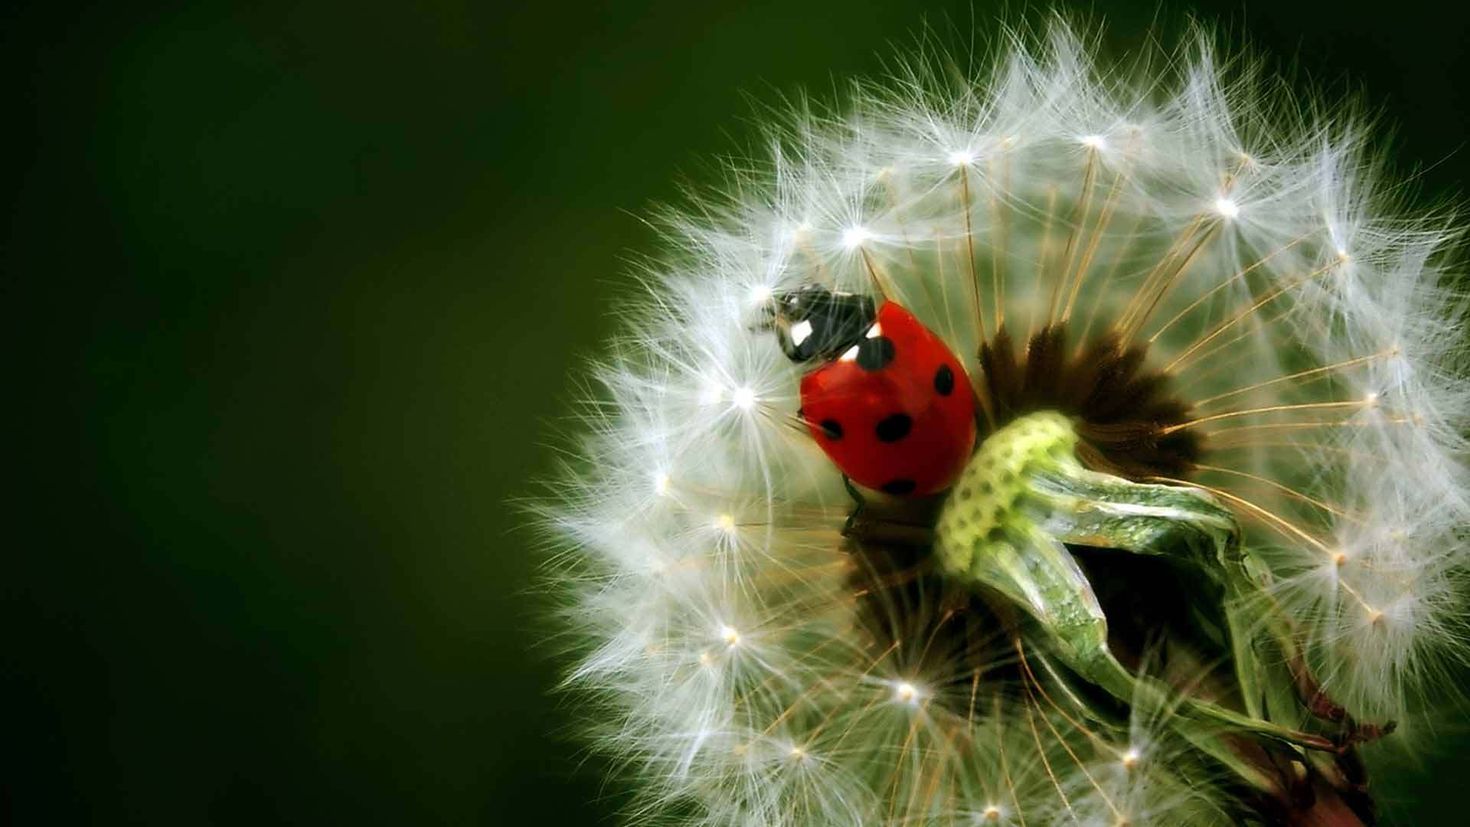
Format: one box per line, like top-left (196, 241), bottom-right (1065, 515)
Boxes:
top-left (935, 412), bottom-right (1336, 790)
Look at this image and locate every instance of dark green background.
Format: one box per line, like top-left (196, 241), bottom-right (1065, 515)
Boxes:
top-left (6, 1), bottom-right (1468, 824)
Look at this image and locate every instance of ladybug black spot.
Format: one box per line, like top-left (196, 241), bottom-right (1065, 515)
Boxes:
top-left (934, 364), bottom-right (955, 396)
top-left (819, 419), bottom-right (844, 439)
top-left (880, 478), bottom-right (916, 495)
top-left (856, 336), bottom-right (896, 371)
top-left (874, 413), bottom-right (912, 442)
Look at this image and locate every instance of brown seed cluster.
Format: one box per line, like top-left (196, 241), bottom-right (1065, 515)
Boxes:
top-left (978, 324), bottom-right (1200, 480)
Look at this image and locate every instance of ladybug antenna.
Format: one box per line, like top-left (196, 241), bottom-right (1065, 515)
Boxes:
top-left (863, 254), bottom-right (891, 302)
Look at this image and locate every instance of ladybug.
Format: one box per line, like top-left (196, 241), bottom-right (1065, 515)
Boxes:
top-left (767, 285), bottom-right (977, 496)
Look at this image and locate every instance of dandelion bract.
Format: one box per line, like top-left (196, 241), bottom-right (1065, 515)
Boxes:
top-left (542, 19), bottom-right (1468, 825)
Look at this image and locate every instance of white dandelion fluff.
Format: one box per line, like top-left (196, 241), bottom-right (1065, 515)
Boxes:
top-left (543, 18), bottom-right (1468, 825)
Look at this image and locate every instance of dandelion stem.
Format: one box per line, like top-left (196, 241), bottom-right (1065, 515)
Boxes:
top-left (1165, 257), bottom-right (1344, 372)
top-left (1194, 351), bottom-right (1391, 407)
top-left (1051, 146), bottom-right (1100, 324)
top-left (958, 164), bottom-right (989, 343)
top-left (1160, 400), bottom-right (1370, 435)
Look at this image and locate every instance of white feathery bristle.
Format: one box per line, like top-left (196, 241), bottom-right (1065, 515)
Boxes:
top-left (543, 17), bottom-right (1468, 824)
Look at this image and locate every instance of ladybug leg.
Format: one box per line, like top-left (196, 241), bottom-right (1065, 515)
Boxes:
top-left (840, 475), bottom-right (866, 537)
top-left (839, 477), bottom-right (938, 546)
top-left (843, 516), bottom-right (937, 546)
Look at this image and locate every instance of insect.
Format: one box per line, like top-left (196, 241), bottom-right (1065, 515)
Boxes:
top-left (766, 285), bottom-right (976, 497)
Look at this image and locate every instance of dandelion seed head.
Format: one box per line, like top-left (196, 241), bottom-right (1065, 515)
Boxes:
top-left (543, 16), bottom-right (1469, 825)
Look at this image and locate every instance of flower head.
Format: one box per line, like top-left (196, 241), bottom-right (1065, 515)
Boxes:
top-left (544, 19), bottom-right (1468, 825)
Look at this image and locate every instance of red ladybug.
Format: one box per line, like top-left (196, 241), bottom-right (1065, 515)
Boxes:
top-left (767, 286), bottom-right (976, 496)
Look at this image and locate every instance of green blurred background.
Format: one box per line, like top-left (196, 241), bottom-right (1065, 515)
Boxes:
top-left (6, 1), bottom-right (1468, 824)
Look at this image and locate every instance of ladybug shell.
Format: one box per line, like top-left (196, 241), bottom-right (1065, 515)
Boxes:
top-left (799, 301), bottom-right (976, 496)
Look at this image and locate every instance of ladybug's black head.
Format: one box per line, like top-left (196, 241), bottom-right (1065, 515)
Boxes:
top-left (765, 285), bottom-right (878, 363)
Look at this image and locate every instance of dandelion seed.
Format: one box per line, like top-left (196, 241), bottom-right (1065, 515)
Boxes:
top-left (841, 225), bottom-right (873, 249)
top-left (1121, 748), bottom-right (1141, 771)
top-left (731, 386), bottom-right (757, 411)
top-left (893, 680), bottom-right (919, 705)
